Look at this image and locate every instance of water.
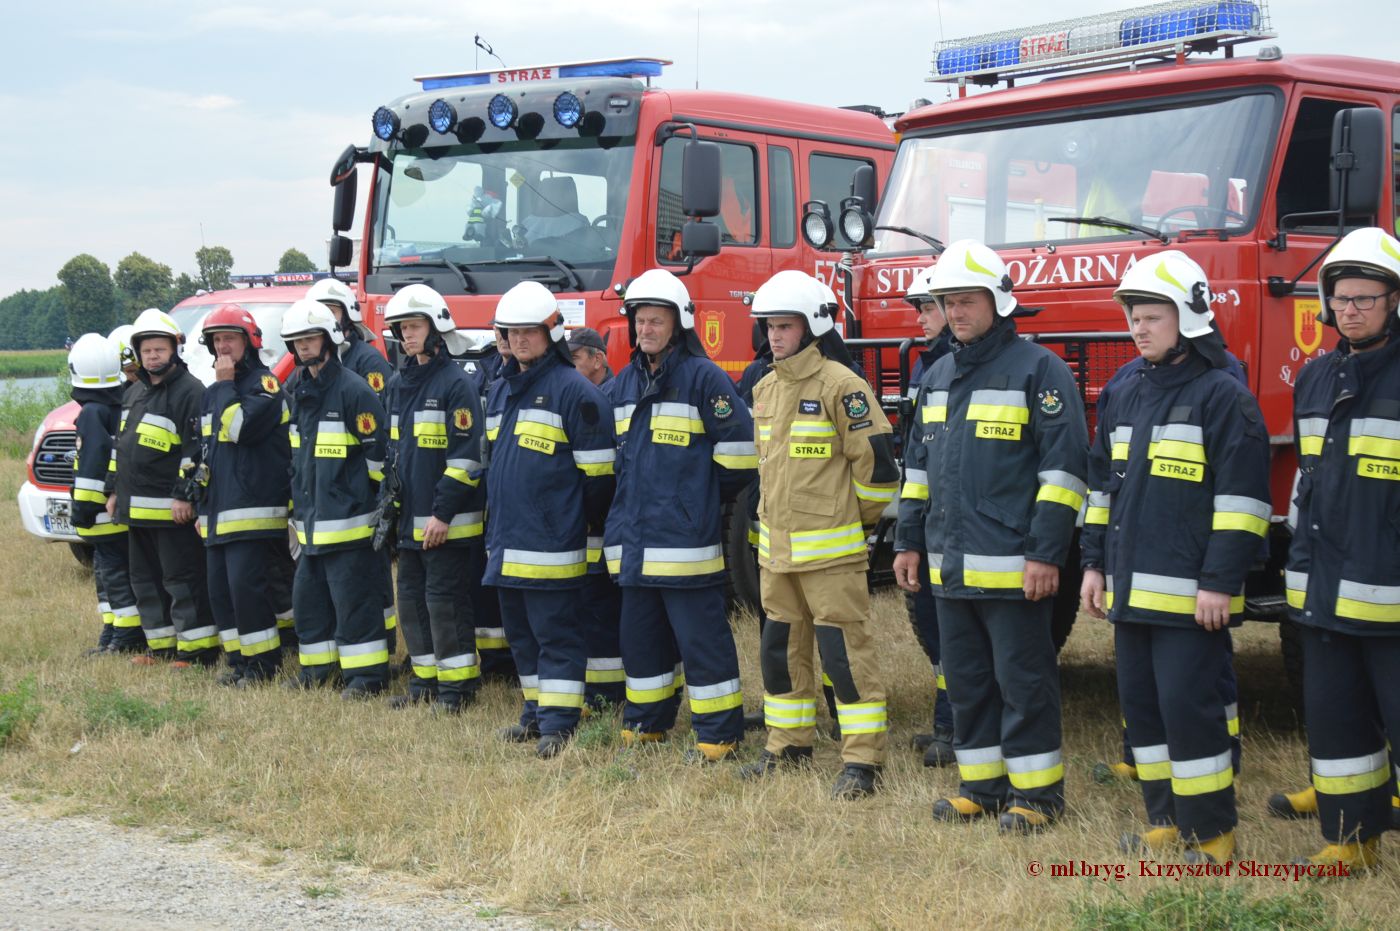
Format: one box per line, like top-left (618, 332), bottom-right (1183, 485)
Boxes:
top-left (1, 376), bottom-right (59, 396)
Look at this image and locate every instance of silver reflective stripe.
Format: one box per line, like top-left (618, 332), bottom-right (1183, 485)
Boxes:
top-left (968, 388), bottom-right (1024, 407)
top-left (340, 640), bottom-right (388, 658)
top-left (925, 389), bottom-right (948, 405)
top-left (518, 674), bottom-right (540, 688)
top-left (412, 512), bottom-right (484, 530)
top-left (1150, 423), bottom-right (1204, 445)
top-left (1005, 749), bottom-right (1062, 772)
top-left (483, 415), bottom-right (499, 431)
top-left (1132, 744), bottom-right (1170, 764)
top-left (1350, 417), bottom-right (1400, 440)
top-left (141, 413), bottom-right (178, 434)
top-left (586, 535), bottom-right (603, 549)
top-left (241, 627), bottom-right (279, 648)
top-left (713, 441), bottom-right (757, 457)
top-left (226, 405), bottom-right (246, 443)
top-left (1171, 750), bottom-right (1232, 779)
top-left (613, 404), bottom-right (635, 424)
top-left (146, 625), bottom-right (176, 640)
top-left (653, 402), bottom-right (702, 420)
top-left (178, 457), bottom-right (194, 471)
top-left (626, 672), bottom-right (676, 691)
top-left (502, 548), bottom-right (585, 565)
top-left (963, 554), bottom-right (1026, 573)
top-left (1285, 570), bottom-right (1308, 590)
top-left (603, 545), bottom-right (622, 563)
top-left (954, 745), bottom-right (1003, 766)
top-left (438, 653), bottom-right (478, 670)
top-left (414, 410), bottom-right (446, 425)
top-left (1087, 491), bottom-right (1110, 508)
top-left (1131, 573), bottom-right (1198, 596)
top-left (475, 627), bottom-right (506, 639)
top-left (216, 506), bottom-right (287, 523)
top-left (642, 545), bottom-right (722, 563)
top-left (410, 653), bottom-right (437, 667)
top-left (517, 408), bottom-right (564, 429)
top-left (314, 513), bottom-right (376, 532)
top-left (904, 468), bottom-right (928, 485)
top-left (572, 448), bottom-right (615, 465)
top-left (130, 495), bottom-right (175, 510)
top-left (291, 519), bottom-right (306, 534)
top-left (1038, 470), bottom-right (1088, 495)
top-left (446, 458), bottom-right (483, 471)
top-left (1224, 703), bottom-right (1238, 721)
top-left (928, 553), bottom-right (944, 570)
top-left (316, 419), bottom-right (350, 435)
top-left (1337, 580), bottom-right (1400, 605)
top-left (179, 625), bottom-right (218, 643)
top-left (1110, 425), bottom-right (1133, 447)
top-left (587, 657), bottom-right (623, 671)
top-left (299, 640), bottom-right (337, 657)
top-left (1214, 495), bottom-right (1271, 520)
top-left (538, 679), bottom-right (585, 695)
top-left (688, 678), bottom-right (741, 701)
top-left (219, 628), bottom-right (239, 645)
top-left (74, 477), bottom-right (106, 492)
top-left (1296, 417), bottom-right (1328, 437)
top-left (200, 413), bottom-right (213, 434)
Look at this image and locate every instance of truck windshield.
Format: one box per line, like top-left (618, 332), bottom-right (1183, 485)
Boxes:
top-left (871, 92), bottom-right (1278, 255)
top-left (372, 136), bottom-right (637, 294)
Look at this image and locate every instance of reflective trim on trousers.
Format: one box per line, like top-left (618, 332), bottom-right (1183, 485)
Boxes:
top-left (1312, 748), bottom-right (1391, 795)
top-left (438, 652), bottom-right (480, 682)
top-left (538, 678), bottom-right (585, 709)
top-left (299, 639), bottom-right (339, 666)
top-left (764, 695), bottom-right (817, 729)
top-left (687, 678), bottom-right (743, 714)
top-left (835, 700), bottom-right (889, 735)
top-left (1006, 749), bottom-right (1065, 790)
top-left (955, 745), bottom-right (1007, 781)
top-left (1171, 750), bottom-right (1234, 796)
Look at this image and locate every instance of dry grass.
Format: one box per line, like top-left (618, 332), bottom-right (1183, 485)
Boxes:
top-left (0, 455), bottom-right (1395, 929)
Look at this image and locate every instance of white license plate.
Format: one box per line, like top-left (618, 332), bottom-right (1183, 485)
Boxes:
top-left (44, 513), bottom-right (73, 535)
top-left (47, 499), bottom-right (71, 518)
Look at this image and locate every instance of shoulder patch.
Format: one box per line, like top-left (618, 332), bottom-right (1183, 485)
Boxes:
top-left (799, 399), bottom-right (822, 415)
top-left (842, 391), bottom-right (870, 419)
top-left (356, 411), bottom-right (377, 435)
top-left (712, 394), bottom-right (734, 419)
top-left (453, 407), bottom-right (473, 431)
top-left (261, 374), bottom-right (279, 394)
top-left (580, 400), bottom-right (600, 425)
top-left (1038, 387), bottom-right (1064, 417)
top-left (366, 371), bottom-right (386, 392)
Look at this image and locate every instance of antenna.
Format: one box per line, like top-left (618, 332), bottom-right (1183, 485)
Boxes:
top-left (474, 35), bottom-right (505, 70)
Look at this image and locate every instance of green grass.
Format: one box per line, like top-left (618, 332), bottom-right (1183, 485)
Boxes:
top-left (0, 375), bottom-right (69, 459)
top-left (0, 676), bottom-right (41, 748)
top-left (0, 350), bottom-right (67, 379)
top-left (1072, 885), bottom-right (1354, 931)
top-left (80, 687), bottom-right (205, 735)
top-left (302, 884), bottom-right (342, 899)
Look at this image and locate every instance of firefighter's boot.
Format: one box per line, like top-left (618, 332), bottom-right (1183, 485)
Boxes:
top-left (932, 795), bottom-right (997, 823)
top-left (1267, 786), bottom-right (1318, 820)
top-left (1184, 831), bottom-right (1235, 865)
top-left (738, 746), bottom-right (813, 780)
top-left (1119, 825), bottom-right (1181, 855)
top-left (498, 722), bottom-right (541, 743)
top-left (999, 806), bottom-right (1056, 835)
top-left (923, 725), bottom-right (955, 768)
top-left (1294, 838), bottom-right (1379, 874)
top-left (830, 763), bottom-right (881, 800)
top-left (684, 742), bottom-right (738, 765)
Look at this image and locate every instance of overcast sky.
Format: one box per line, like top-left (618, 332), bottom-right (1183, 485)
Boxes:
top-left (0, 0), bottom-right (1389, 296)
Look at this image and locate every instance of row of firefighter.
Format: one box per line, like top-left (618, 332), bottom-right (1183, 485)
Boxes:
top-left (66, 227), bottom-right (1400, 866)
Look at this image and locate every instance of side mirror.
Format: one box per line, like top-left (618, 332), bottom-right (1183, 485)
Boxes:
top-left (681, 220), bottom-right (721, 258)
top-left (329, 144), bottom-right (358, 186)
top-left (332, 171), bottom-right (358, 233)
top-left (681, 139), bottom-right (721, 218)
top-left (1329, 107), bottom-right (1383, 221)
top-left (850, 163), bottom-right (878, 217)
top-left (381, 327), bottom-right (402, 370)
top-left (328, 235), bottom-right (354, 270)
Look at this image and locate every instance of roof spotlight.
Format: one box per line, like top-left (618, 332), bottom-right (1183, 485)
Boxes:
top-left (372, 106), bottom-right (400, 142)
top-left (553, 91), bottom-right (584, 128)
top-left (487, 94), bottom-right (518, 129)
top-left (428, 99), bottom-right (458, 134)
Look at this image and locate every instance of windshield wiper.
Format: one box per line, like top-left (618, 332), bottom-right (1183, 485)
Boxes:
top-left (384, 259), bottom-right (476, 293)
top-left (1048, 216), bottom-right (1169, 245)
top-left (491, 255), bottom-right (586, 292)
top-left (875, 225), bottom-right (946, 254)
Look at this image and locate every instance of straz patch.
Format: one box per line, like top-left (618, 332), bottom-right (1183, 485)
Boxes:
top-left (315, 443), bottom-right (346, 458)
top-left (453, 407), bottom-right (473, 431)
top-left (975, 422), bottom-right (1021, 441)
top-left (356, 412), bottom-right (377, 435)
top-left (789, 442), bottom-right (832, 459)
top-left (138, 433), bottom-right (171, 452)
top-left (1151, 458), bottom-right (1203, 482)
top-left (261, 375), bottom-right (280, 394)
top-left (652, 429), bottom-right (691, 447)
top-left (842, 392), bottom-right (870, 419)
top-left (1358, 458), bottom-right (1400, 480)
top-left (712, 395), bottom-right (735, 419)
top-left (418, 434), bottom-right (447, 449)
top-left (798, 399), bottom-right (822, 415)
top-left (1038, 388), bottom-right (1064, 416)
top-left (519, 434), bottom-right (556, 455)
top-left (366, 371), bottom-right (386, 392)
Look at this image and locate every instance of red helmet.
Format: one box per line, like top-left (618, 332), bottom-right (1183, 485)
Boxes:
top-left (200, 304), bottom-right (262, 349)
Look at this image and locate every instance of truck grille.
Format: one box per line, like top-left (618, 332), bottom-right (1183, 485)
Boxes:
top-left (32, 430), bottom-right (77, 488)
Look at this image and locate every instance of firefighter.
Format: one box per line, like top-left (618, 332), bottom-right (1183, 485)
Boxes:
top-left (605, 269), bottom-right (756, 760)
top-left (108, 324), bottom-right (140, 384)
top-left (568, 326), bottom-right (625, 709)
top-left (68, 333), bottom-right (143, 654)
top-left (472, 328), bottom-right (515, 684)
top-left (483, 281), bottom-right (616, 759)
top-left (107, 309), bottom-right (215, 667)
top-left (741, 270), bottom-right (899, 799)
top-left (280, 299), bottom-right (390, 698)
top-left (196, 305), bottom-right (292, 686)
top-left (893, 240), bottom-right (1087, 833)
top-left (902, 266), bottom-right (956, 768)
top-left (1077, 252), bottom-right (1268, 864)
top-left (1283, 227), bottom-right (1400, 869)
top-left (305, 277), bottom-right (398, 653)
top-left (382, 285), bottom-right (486, 712)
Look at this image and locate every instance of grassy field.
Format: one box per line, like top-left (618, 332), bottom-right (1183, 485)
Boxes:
top-left (0, 349), bottom-right (67, 379)
top-left (0, 454), bottom-right (1393, 929)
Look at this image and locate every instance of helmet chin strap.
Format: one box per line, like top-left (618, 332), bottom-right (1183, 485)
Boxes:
top-left (295, 335), bottom-right (332, 369)
top-left (1346, 313), bottom-right (1400, 351)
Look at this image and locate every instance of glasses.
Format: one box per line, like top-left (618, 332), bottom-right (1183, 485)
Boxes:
top-left (1327, 289), bottom-right (1395, 312)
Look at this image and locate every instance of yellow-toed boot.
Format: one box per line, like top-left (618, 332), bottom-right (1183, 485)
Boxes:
top-left (1119, 825), bottom-right (1181, 855)
top-left (1295, 838), bottom-right (1380, 876)
top-left (1184, 830), bottom-right (1235, 865)
top-left (1266, 785), bottom-right (1318, 820)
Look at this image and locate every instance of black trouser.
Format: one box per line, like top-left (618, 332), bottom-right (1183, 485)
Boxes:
top-left (293, 546), bottom-right (389, 691)
top-left (91, 535), bottom-right (143, 651)
top-left (1300, 626), bottom-right (1400, 844)
top-left (377, 548), bottom-right (397, 656)
top-left (499, 586), bottom-right (588, 737)
top-left (1116, 621), bottom-right (1236, 842)
top-left (207, 539), bottom-right (283, 680)
top-left (396, 545), bottom-right (481, 705)
top-left (908, 572), bottom-right (954, 734)
top-left (129, 524), bottom-right (215, 663)
top-left (1121, 632), bottom-right (1241, 774)
top-left (266, 537), bottom-right (298, 652)
top-left (582, 570), bottom-right (624, 708)
top-left (474, 573), bottom-right (515, 682)
top-left (938, 596), bottom-right (1064, 814)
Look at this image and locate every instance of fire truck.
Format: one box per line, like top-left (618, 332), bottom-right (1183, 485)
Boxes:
top-left (324, 57), bottom-right (895, 377)
top-left (804, 0), bottom-right (1398, 671)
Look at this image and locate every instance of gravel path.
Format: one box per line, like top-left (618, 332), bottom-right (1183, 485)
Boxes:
top-left (0, 800), bottom-right (533, 930)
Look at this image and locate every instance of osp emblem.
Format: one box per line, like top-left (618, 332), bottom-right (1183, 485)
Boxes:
top-left (696, 308), bottom-right (723, 355)
top-left (1293, 298), bottom-right (1323, 355)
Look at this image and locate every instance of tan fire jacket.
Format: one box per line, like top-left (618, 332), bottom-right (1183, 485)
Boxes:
top-left (753, 342), bottom-right (898, 573)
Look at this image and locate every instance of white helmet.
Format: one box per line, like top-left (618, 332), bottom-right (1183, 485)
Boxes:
top-left (129, 307), bottom-right (184, 351)
top-left (925, 240), bottom-right (1018, 317)
top-left (307, 277), bottom-right (374, 341)
top-left (904, 266), bottom-right (939, 307)
top-left (493, 281), bottom-right (566, 343)
top-left (67, 333), bottom-right (122, 389)
top-left (280, 298), bottom-right (345, 350)
top-left (750, 270), bottom-right (834, 337)
top-left (107, 324), bottom-right (137, 369)
top-left (384, 283), bottom-right (469, 355)
top-left (623, 269), bottom-right (695, 330)
top-left (1317, 227), bottom-right (1400, 325)
top-left (1113, 251), bottom-right (1215, 338)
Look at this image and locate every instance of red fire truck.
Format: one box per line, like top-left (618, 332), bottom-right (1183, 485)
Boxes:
top-left (807, 0), bottom-right (1399, 665)
top-left (325, 57), bottom-right (895, 377)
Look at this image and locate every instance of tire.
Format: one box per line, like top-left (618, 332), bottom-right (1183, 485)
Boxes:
top-left (723, 498), bottom-right (760, 613)
top-left (68, 542), bottom-right (94, 569)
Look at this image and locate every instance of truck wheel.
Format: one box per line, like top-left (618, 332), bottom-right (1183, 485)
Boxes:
top-left (1277, 617), bottom-right (1306, 722)
top-left (68, 542), bottom-right (94, 569)
top-left (723, 500), bottom-right (761, 613)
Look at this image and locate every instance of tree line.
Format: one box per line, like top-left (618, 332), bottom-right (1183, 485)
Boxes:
top-left (0, 247), bottom-right (317, 351)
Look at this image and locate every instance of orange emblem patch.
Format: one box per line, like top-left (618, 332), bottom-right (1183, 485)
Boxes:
top-left (1293, 298), bottom-right (1323, 355)
top-left (367, 371), bottom-right (386, 392)
top-left (261, 375), bottom-right (280, 393)
top-left (356, 412), bottom-right (377, 435)
top-left (453, 407), bottom-right (473, 431)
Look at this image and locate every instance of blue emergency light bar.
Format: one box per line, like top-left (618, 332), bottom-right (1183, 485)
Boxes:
top-left (930, 0), bottom-right (1273, 85)
top-left (414, 57), bottom-right (672, 92)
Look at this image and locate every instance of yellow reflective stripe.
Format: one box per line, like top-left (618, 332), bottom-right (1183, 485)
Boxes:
top-left (835, 701), bottom-right (888, 734)
top-left (764, 696), bottom-right (817, 728)
top-left (651, 415), bottom-right (705, 433)
top-left (240, 630), bottom-right (282, 657)
top-left (575, 461), bottom-right (615, 476)
top-left (73, 487), bottom-right (107, 504)
top-left (1212, 511), bottom-right (1269, 536)
top-left (1348, 434), bottom-right (1400, 460)
top-left (690, 693), bottom-right (744, 714)
top-left (641, 558), bottom-right (725, 576)
top-left (962, 555), bottom-right (1025, 589)
top-left (1128, 590), bottom-right (1245, 615)
top-left (790, 420), bottom-right (837, 438)
top-left (1298, 435), bottom-right (1323, 456)
top-left (135, 421), bottom-right (179, 449)
top-left (965, 404), bottom-right (1029, 424)
top-left (853, 479), bottom-right (896, 502)
top-left (77, 522), bottom-right (127, 538)
top-left (443, 466), bottom-right (480, 486)
top-left (1085, 507), bottom-right (1109, 525)
top-left (1006, 750), bottom-right (1065, 790)
top-left (901, 480), bottom-right (929, 500)
top-left (1036, 484), bottom-right (1084, 511)
top-left (922, 405), bottom-right (947, 424)
top-left (1149, 439), bottom-right (1206, 464)
top-left (412, 422), bottom-right (447, 437)
top-left (757, 424), bottom-right (771, 441)
top-left (514, 420), bottom-right (567, 443)
top-left (340, 641), bottom-right (389, 670)
top-left (218, 404), bottom-right (240, 442)
top-left (789, 522), bottom-right (865, 562)
top-left (1111, 442), bottom-right (1131, 461)
top-left (312, 526), bottom-right (374, 545)
top-left (1335, 578), bottom-right (1400, 622)
top-left (1172, 752), bottom-right (1234, 796)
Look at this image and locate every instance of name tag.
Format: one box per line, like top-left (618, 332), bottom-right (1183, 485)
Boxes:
top-left (138, 434), bottom-right (172, 452)
top-left (1358, 457), bottom-right (1400, 480)
top-left (418, 435), bottom-right (447, 449)
top-left (789, 442), bottom-right (831, 459)
top-left (519, 434), bottom-right (556, 455)
top-left (975, 422), bottom-right (1021, 441)
top-left (652, 429), bottom-right (690, 447)
top-left (1151, 458), bottom-right (1203, 482)
top-left (315, 444), bottom-right (346, 459)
